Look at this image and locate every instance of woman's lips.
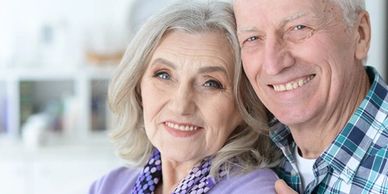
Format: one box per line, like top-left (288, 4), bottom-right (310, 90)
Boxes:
top-left (163, 121), bottom-right (203, 138)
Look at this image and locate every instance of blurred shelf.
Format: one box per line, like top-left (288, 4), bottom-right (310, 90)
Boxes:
top-left (0, 65), bottom-right (116, 140)
top-left (0, 65), bottom-right (115, 80)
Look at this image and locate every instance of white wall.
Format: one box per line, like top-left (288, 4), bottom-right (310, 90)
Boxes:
top-left (1, 0), bottom-right (385, 76)
top-left (0, 0), bottom-right (135, 67)
top-left (366, 0), bottom-right (386, 78)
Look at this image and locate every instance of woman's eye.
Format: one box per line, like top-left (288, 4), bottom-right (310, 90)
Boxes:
top-left (203, 80), bottom-right (224, 89)
top-left (153, 71), bottom-right (170, 80)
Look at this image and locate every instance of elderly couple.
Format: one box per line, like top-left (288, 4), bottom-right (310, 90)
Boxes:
top-left (89, 0), bottom-right (388, 193)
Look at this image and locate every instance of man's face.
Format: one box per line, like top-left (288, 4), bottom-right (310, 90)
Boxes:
top-left (234, 0), bottom-right (368, 128)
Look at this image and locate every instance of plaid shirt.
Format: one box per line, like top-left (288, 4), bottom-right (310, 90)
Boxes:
top-left (270, 66), bottom-right (388, 194)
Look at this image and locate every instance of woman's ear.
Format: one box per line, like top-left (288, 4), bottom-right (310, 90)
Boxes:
top-left (355, 11), bottom-right (371, 61)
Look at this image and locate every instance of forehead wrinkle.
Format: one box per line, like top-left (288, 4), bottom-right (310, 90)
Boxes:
top-left (165, 42), bottom-right (233, 66)
top-left (237, 12), bottom-right (308, 34)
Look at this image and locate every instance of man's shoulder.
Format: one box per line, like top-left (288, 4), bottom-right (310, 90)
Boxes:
top-left (363, 124), bottom-right (388, 174)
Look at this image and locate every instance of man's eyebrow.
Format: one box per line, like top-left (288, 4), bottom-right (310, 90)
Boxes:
top-left (150, 58), bottom-right (176, 69)
top-left (237, 12), bottom-right (308, 34)
top-left (281, 12), bottom-right (307, 26)
top-left (237, 27), bottom-right (259, 35)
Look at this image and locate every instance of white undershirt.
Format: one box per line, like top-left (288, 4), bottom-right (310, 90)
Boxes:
top-left (294, 146), bottom-right (316, 190)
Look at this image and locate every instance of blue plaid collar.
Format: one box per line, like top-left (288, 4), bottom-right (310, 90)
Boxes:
top-left (269, 120), bottom-right (295, 163)
top-left (321, 66), bottom-right (388, 183)
top-left (270, 66), bottom-right (388, 183)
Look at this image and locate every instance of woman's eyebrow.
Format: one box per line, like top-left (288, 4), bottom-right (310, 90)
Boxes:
top-left (198, 66), bottom-right (229, 78)
top-left (150, 58), bottom-right (176, 69)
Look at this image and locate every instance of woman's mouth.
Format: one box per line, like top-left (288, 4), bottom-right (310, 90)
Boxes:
top-left (164, 121), bottom-right (201, 131)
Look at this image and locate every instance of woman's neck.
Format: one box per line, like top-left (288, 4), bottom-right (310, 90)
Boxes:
top-left (156, 157), bottom-right (200, 194)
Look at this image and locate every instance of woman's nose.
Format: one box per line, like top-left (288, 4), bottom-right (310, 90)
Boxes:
top-left (169, 84), bottom-right (196, 115)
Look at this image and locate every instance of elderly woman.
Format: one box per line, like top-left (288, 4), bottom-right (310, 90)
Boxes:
top-left (89, 1), bottom-right (280, 194)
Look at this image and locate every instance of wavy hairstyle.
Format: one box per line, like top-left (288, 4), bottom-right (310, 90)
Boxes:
top-left (108, 0), bottom-right (281, 178)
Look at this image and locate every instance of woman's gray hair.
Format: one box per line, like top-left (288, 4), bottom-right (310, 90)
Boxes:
top-left (331, 0), bottom-right (366, 27)
top-left (108, 0), bottom-right (280, 178)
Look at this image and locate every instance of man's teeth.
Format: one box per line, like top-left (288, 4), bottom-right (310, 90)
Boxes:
top-left (165, 122), bottom-right (199, 131)
top-left (273, 75), bottom-right (315, 92)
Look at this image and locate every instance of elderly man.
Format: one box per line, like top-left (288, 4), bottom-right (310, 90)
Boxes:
top-left (234, 0), bottom-right (388, 193)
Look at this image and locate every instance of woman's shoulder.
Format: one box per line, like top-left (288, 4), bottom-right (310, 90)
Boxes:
top-left (211, 168), bottom-right (278, 194)
top-left (89, 166), bottom-right (141, 194)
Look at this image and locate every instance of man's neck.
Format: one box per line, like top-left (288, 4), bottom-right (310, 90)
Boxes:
top-left (289, 68), bottom-right (370, 159)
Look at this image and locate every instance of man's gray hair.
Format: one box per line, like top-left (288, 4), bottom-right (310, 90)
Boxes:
top-left (331, 0), bottom-right (366, 26)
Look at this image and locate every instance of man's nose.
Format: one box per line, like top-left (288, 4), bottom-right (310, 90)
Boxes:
top-left (262, 36), bottom-right (295, 75)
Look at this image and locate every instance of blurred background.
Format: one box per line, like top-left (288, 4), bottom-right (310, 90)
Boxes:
top-left (0, 0), bottom-right (386, 194)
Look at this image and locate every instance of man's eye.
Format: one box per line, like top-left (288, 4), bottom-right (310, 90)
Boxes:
top-left (285, 25), bottom-right (314, 43)
top-left (203, 80), bottom-right (224, 89)
top-left (247, 36), bottom-right (259, 42)
top-left (243, 36), bottom-right (259, 44)
top-left (153, 71), bottom-right (170, 80)
top-left (293, 25), bottom-right (307, 31)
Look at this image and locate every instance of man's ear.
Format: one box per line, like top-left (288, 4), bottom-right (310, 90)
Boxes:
top-left (355, 11), bottom-right (371, 61)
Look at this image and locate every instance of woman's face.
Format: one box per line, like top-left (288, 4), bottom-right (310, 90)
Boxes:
top-left (140, 31), bottom-right (242, 164)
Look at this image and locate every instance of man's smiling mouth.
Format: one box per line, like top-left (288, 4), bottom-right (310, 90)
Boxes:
top-left (271, 75), bottom-right (316, 92)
